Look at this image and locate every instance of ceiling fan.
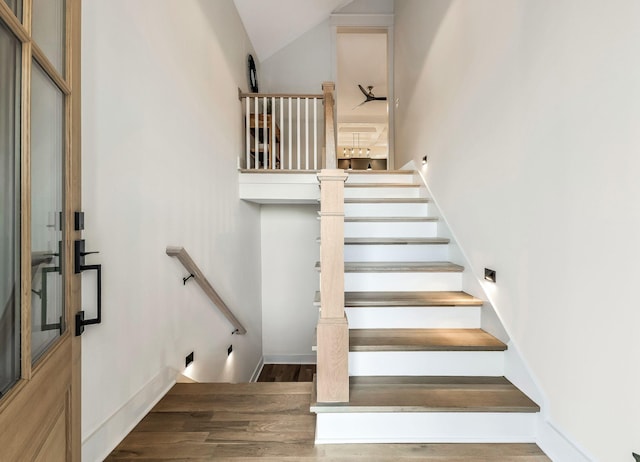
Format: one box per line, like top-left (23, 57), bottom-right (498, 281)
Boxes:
top-left (353, 85), bottom-right (387, 109)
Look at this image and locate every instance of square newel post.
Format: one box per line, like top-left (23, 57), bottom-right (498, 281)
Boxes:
top-left (317, 169), bottom-right (349, 403)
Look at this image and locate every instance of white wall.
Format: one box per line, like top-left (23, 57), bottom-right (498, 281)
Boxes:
top-left (395, 1), bottom-right (640, 460)
top-left (81, 1), bottom-right (262, 460)
top-left (260, 19), bottom-right (332, 94)
top-left (260, 205), bottom-right (319, 362)
top-left (259, 0), bottom-right (396, 94)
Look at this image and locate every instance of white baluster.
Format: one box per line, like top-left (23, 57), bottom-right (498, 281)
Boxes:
top-left (245, 96), bottom-right (250, 169)
top-left (263, 96), bottom-right (267, 169)
top-left (288, 97), bottom-right (292, 170)
top-left (254, 97), bottom-right (259, 169)
top-left (280, 97), bottom-right (284, 170)
top-left (297, 97), bottom-right (301, 170)
top-left (314, 98), bottom-right (318, 170)
top-left (271, 97), bottom-right (276, 169)
top-left (305, 98), bottom-right (309, 170)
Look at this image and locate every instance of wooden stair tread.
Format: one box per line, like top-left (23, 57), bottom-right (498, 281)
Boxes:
top-left (349, 328), bottom-right (506, 351)
top-left (345, 216), bottom-right (438, 222)
top-left (315, 261), bottom-right (464, 273)
top-left (348, 170), bottom-right (414, 175)
top-left (314, 291), bottom-right (484, 307)
top-left (311, 376), bottom-right (539, 413)
top-left (345, 198), bottom-right (429, 204)
top-left (345, 183), bottom-right (420, 188)
top-left (345, 237), bottom-right (449, 245)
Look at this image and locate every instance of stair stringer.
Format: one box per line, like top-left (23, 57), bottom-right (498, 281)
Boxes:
top-left (409, 160), bottom-right (593, 462)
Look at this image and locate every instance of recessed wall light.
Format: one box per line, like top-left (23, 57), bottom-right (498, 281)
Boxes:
top-left (185, 352), bottom-right (194, 367)
top-left (484, 268), bottom-right (496, 283)
top-left (422, 155), bottom-right (428, 165)
top-left (227, 345), bottom-right (233, 356)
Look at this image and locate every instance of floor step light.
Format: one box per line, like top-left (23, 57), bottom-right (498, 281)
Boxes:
top-left (484, 268), bottom-right (496, 283)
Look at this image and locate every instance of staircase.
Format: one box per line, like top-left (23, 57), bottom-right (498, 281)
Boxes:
top-left (311, 170), bottom-right (542, 446)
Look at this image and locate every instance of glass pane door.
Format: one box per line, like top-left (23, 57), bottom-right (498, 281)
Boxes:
top-left (0, 20), bottom-right (21, 395)
top-left (32, 0), bottom-right (65, 76)
top-left (30, 60), bottom-right (65, 363)
top-left (3, 0), bottom-right (22, 21)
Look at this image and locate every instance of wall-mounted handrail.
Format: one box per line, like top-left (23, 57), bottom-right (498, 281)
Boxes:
top-left (166, 246), bottom-right (247, 335)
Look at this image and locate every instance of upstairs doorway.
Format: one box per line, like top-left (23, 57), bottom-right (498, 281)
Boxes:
top-left (336, 27), bottom-right (391, 171)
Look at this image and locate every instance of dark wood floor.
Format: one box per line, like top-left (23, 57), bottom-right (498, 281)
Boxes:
top-left (257, 363), bottom-right (316, 382)
top-left (106, 382), bottom-right (550, 461)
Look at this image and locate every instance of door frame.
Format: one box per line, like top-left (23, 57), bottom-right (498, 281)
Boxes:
top-left (330, 13), bottom-right (395, 170)
top-left (0, 0), bottom-right (82, 459)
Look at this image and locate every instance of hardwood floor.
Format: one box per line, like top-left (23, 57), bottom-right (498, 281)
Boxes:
top-left (258, 364), bottom-right (316, 382)
top-left (106, 382), bottom-right (550, 461)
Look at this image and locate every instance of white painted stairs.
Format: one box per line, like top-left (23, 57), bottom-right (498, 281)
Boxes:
top-left (311, 170), bottom-right (541, 446)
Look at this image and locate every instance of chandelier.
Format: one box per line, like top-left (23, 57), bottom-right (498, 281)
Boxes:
top-left (343, 133), bottom-right (370, 157)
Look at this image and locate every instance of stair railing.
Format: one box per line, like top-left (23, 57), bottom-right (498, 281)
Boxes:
top-left (239, 89), bottom-right (324, 171)
top-left (316, 82), bottom-right (349, 403)
top-left (166, 246), bottom-right (246, 335)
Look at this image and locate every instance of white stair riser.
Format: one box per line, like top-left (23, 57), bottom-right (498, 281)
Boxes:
top-left (344, 244), bottom-right (449, 262)
top-left (345, 203), bottom-right (430, 217)
top-left (344, 187), bottom-right (423, 199)
top-left (349, 351), bottom-right (504, 376)
top-left (345, 306), bottom-right (481, 329)
top-left (315, 412), bottom-right (537, 444)
top-left (344, 272), bottom-right (462, 292)
top-left (346, 174), bottom-right (416, 184)
top-left (344, 221), bottom-right (438, 238)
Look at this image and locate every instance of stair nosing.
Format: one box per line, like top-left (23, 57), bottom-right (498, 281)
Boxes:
top-left (344, 183), bottom-right (421, 188)
top-left (347, 170), bottom-right (414, 175)
top-left (349, 328), bottom-right (507, 352)
top-left (315, 261), bottom-right (464, 273)
top-left (344, 216), bottom-right (438, 222)
top-left (344, 237), bottom-right (450, 245)
top-left (311, 376), bottom-right (540, 414)
top-left (344, 198), bottom-right (430, 204)
top-left (313, 291), bottom-right (485, 307)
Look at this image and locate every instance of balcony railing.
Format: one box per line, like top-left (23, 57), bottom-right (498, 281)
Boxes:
top-left (239, 90), bottom-right (327, 171)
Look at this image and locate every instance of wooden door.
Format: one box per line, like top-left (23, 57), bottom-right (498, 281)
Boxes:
top-left (0, 0), bottom-right (81, 460)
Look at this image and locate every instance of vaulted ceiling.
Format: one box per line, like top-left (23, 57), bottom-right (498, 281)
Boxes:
top-left (233, 0), bottom-right (354, 61)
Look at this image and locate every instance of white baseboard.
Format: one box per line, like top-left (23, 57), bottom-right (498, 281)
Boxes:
top-left (537, 416), bottom-right (594, 462)
top-left (263, 354), bottom-right (317, 364)
top-left (81, 367), bottom-right (176, 462)
top-left (249, 356), bottom-right (265, 382)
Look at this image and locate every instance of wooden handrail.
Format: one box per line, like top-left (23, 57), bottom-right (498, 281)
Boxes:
top-left (166, 246), bottom-right (247, 335)
top-left (238, 89), bottom-right (324, 100)
top-left (322, 82), bottom-right (336, 169)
